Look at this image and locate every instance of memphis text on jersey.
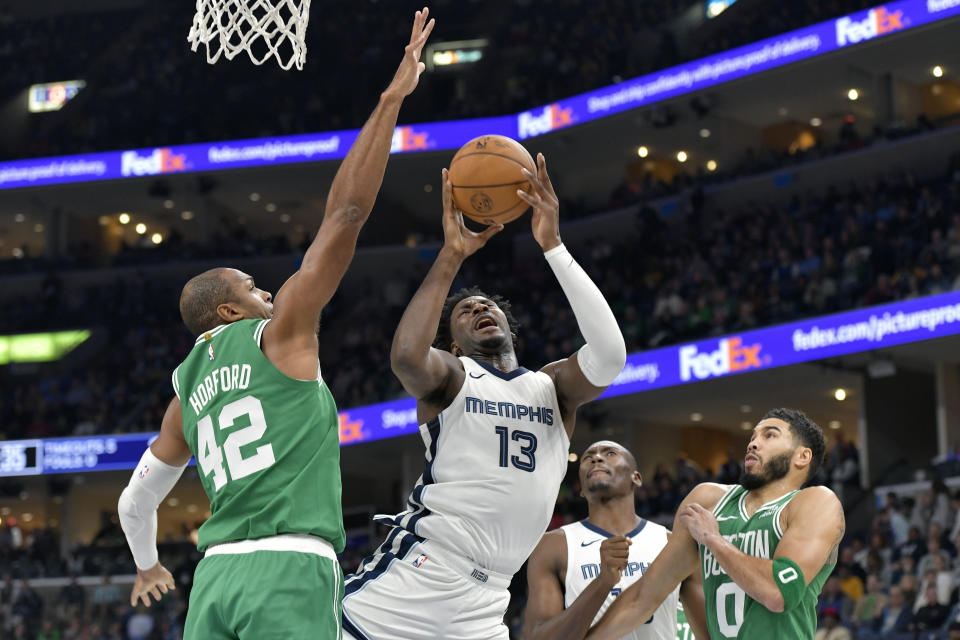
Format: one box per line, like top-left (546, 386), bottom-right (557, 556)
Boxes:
top-left (464, 396), bottom-right (554, 425)
top-left (703, 529), bottom-right (772, 578)
top-left (187, 364), bottom-right (252, 415)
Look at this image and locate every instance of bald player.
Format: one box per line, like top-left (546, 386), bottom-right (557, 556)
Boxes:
top-left (115, 9), bottom-right (436, 639)
top-left (523, 440), bottom-right (708, 640)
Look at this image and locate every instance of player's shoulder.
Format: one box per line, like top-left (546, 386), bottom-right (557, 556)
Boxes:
top-left (790, 485), bottom-right (841, 511)
top-left (685, 482), bottom-right (734, 510)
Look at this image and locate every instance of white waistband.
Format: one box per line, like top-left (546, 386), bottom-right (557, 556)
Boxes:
top-left (418, 539), bottom-right (512, 591)
top-left (204, 534), bottom-right (337, 561)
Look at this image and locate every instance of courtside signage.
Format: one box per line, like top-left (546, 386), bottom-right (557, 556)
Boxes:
top-left (5, 291), bottom-right (960, 476)
top-left (1, 0), bottom-right (955, 189)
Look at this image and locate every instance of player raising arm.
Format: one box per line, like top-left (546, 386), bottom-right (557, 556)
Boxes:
top-left (587, 409), bottom-right (845, 640)
top-left (340, 156), bottom-right (627, 639)
top-left (116, 9), bottom-right (435, 639)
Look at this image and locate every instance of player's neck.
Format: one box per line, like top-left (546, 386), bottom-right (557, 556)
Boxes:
top-left (743, 476), bottom-right (802, 510)
top-left (586, 495), bottom-right (642, 536)
top-left (469, 352), bottom-right (519, 373)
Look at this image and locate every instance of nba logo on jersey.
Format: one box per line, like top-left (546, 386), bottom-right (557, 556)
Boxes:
top-left (411, 554), bottom-right (428, 568)
top-left (138, 464), bottom-right (150, 479)
top-left (208, 344), bottom-right (215, 361)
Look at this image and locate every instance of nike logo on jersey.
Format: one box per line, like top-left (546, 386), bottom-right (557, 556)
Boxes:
top-left (469, 372), bottom-right (486, 379)
top-left (716, 515), bottom-right (738, 521)
top-left (581, 539), bottom-right (602, 547)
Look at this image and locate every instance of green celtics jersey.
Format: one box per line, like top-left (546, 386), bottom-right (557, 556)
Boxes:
top-left (172, 318), bottom-right (345, 553)
top-left (676, 604), bottom-right (695, 640)
top-left (699, 485), bottom-right (834, 639)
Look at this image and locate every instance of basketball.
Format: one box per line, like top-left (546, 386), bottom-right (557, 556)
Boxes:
top-left (449, 135), bottom-right (537, 226)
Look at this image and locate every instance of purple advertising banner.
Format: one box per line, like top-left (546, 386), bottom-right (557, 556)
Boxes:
top-left (4, 291), bottom-right (960, 476)
top-left (1, 0), bottom-right (957, 190)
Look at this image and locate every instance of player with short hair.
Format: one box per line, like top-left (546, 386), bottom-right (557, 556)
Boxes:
top-left (585, 408), bottom-right (845, 640)
top-left (116, 9), bottom-right (436, 639)
top-left (340, 156), bottom-right (628, 639)
top-left (523, 440), bottom-right (708, 640)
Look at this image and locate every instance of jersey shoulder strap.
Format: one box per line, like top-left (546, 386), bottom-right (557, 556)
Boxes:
top-left (711, 484), bottom-right (743, 516)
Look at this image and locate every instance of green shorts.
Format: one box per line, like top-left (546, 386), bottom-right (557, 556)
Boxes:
top-left (184, 550), bottom-right (343, 639)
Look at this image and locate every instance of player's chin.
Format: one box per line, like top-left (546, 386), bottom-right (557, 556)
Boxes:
top-left (476, 333), bottom-right (509, 350)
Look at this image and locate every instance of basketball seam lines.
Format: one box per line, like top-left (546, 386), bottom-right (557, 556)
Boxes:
top-left (451, 180), bottom-right (529, 189)
top-left (450, 151), bottom-right (534, 168)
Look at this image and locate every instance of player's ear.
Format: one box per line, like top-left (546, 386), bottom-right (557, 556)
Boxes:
top-left (216, 301), bottom-right (245, 324)
top-left (632, 471), bottom-right (643, 489)
top-left (795, 446), bottom-right (812, 471)
top-left (451, 341), bottom-right (463, 357)
top-left (511, 331), bottom-right (518, 347)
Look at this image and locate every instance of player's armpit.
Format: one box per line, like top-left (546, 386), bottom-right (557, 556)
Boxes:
top-left (150, 398), bottom-right (193, 467)
top-left (775, 486), bottom-right (845, 589)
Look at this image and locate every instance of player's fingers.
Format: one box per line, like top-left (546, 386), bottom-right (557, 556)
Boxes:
top-left (150, 586), bottom-right (162, 601)
top-left (130, 589), bottom-right (138, 607)
top-left (520, 168), bottom-right (545, 195)
top-left (409, 9), bottom-right (422, 44)
top-left (139, 592), bottom-right (151, 607)
top-left (516, 189), bottom-right (541, 206)
top-left (158, 583), bottom-right (169, 594)
top-left (538, 153), bottom-right (556, 194)
top-left (416, 18), bottom-right (435, 49)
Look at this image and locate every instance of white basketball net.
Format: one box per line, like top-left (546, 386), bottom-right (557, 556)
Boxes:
top-left (188, 0), bottom-right (311, 71)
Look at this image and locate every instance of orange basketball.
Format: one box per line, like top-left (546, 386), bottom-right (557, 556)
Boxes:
top-left (448, 135), bottom-right (536, 226)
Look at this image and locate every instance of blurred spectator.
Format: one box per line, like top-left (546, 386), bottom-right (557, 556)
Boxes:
top-left (126, 604), bottom-right (154, 640)
top-left (852, 574), bottom-right (887, 631)
top-left (818, 576), bottom-right (855, 624)
top-left (876, 585), bottom-right (914, 634)
top-left (90, 573), bottom-right (121, 620)
top-left (815, 607), bottom-right (852, 640)
top-left (917, 535), bottom-right (952, 576)
top-left (896, 525), bottom-right (927, 564)
top-left (914, 584), bottom-right (950, 630)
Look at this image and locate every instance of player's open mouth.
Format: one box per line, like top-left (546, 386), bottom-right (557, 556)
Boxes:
top-left (745, 454), bottom-right (759, 465)
top-left (587, 468), bottom-right (611, 477)
top-left (475, 316), bottom-right (497, 330)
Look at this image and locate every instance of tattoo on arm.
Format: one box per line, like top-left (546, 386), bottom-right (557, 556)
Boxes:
top-left (828, 500), bottom-right (846, 565)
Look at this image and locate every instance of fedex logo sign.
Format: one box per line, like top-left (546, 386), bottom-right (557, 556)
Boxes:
top-left (391, 126), bottom-right (430, 152)
top-left (835, 7), bottom-right (904, 46)
top-left (517, 104), bottom-right (573, 139)
top-left (120, 148), bottom-right (187, 176)
top-left (679, 337), bottom-right (765, 381)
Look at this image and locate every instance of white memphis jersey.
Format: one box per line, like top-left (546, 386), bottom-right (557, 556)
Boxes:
top-left (562, 519), bottom-right (679, 640)
top-left (376, 356), bottom-right (569, 576)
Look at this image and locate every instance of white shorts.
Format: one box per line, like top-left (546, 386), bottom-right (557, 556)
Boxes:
top-left (342, 528), bottom-right (511, 640)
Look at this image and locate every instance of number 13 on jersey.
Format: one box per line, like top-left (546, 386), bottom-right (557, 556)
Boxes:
top-left (494, 426), bottom-right (537, 471)
top-left (198, 395), bottom-right (276, 490)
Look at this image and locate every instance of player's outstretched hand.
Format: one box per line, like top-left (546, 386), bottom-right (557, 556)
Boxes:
top-left (518, 153), bottom-right (561, 253)
top-left (439, 168), bottom-right (503, 260)
top-left (678, 503), bottom-right (720, 546)
top-left (385, 7), bottom-right (436, 99)
top-left (598, 536), bottom-right (632, 588)
top-left (130, 562), bottom-right (176, 607)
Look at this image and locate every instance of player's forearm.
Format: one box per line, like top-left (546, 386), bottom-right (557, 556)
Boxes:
top-left (527, 579), bottom-right (617, 640)
top-left (586, 581), bottom-right (661, 640)
top-left (704, 534), bottom-right (784, 612)
top-left (324, 91), bottom-right (403, 224)
top-left (118, 448), bottom-right (186, 570)
top-left (391, 248), bottom-right (463, 367)
top-left (544, 244), bottom-right (626, 386)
